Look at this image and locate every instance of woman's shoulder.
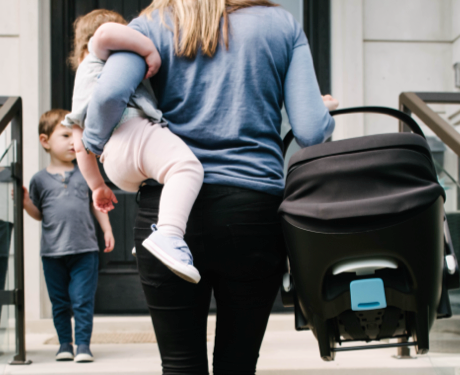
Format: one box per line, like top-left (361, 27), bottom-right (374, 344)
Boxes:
top-left (233, 6), bottom-right (302, 35)
top-left (236, 6), bottom-right (299, 25)
top-left (129, 9), bottom-right (171, 34)
top-left (231, 6), bottom-right (305, 49)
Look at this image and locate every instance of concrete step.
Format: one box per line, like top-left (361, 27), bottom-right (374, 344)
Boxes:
top-left (13, 314), bottom-right (460, 375)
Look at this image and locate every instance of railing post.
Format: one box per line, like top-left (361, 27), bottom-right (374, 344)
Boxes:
top-left (398, 95), bottom-right (412, 133)
top-left (7, 98), bottom-right (31, 365)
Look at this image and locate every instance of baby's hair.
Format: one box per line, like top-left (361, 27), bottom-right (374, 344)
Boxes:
top-left (68, 9), bottom-right (127, 70)
top-left (39, 109), bottom-right (70, 139)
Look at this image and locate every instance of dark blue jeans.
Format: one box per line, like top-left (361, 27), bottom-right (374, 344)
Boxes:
top-left (42, 251), bottom-right (99, 345)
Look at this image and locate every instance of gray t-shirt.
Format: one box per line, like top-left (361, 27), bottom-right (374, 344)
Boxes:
top-left (29, 165), bottom-right (99, 257)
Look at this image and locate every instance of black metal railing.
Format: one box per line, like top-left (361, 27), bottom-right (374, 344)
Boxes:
top-left (0, 96), bottom-right (30, 365)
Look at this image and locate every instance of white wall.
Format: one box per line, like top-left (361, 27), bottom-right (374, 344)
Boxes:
top-left (0, 0), bottom-right (459, 323)
top-left (363, 0), bottom-right (454, 135)
top-left (331, 0), bottom-right (365, 140)
top-left (453, 0), bottom-right (460, 77)
top-left (332, 0), bottom-right (458, 138)
top-left (0, 0), bottom-right (51, 321)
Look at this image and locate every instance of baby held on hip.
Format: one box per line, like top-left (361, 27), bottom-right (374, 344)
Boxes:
top-left (64, 15), bottom-right (203, 283)
top-left (65, 15), bottom-right (339, 284)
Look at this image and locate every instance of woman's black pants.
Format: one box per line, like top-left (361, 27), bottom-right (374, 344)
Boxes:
top-left (134, 183), bottom-right (286, 375)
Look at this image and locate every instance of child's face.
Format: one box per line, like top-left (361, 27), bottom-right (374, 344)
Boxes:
top-left (41, 125), bottom-right (75, 162)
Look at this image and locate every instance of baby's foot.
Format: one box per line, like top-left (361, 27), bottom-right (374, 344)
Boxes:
top-left (142, 225), bottom-right (201, 283)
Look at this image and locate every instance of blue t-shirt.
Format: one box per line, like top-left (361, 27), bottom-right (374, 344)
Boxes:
top-left (84, 6), bottom-right (335, 196)
top-left (29, 165), bottom-right (99, 256)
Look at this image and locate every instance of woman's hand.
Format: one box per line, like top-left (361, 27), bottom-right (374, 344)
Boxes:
top-left (322, 95), bottom-right (339, 111)
top-left (92, 184), bottom-right (118, 213)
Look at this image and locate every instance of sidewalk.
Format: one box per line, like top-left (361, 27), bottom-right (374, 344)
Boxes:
top-left (0, 314), bottom-right (459, 374)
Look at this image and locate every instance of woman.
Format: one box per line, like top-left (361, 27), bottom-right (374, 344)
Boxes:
top-left (84, 1), bottom-right (336, 373)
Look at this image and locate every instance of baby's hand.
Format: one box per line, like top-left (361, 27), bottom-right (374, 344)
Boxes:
top-left (143, 45), bottom-right (161, 80)
top-left (322, 95), bottom-right (339, 111)
top-left (92, 184), bottom-right (118, 213)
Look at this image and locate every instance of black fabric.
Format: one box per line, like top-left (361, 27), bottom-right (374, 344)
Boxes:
top-left (338, 310), bottom-right (369, 341)
top-left (378, 307), bottom-right (403, 339)
top-left (135, 184), bottom-right (285, 375)
top-left (279, 133), bottom-right (445, 233)
top-left (0, 220), bottom-right (13, 257)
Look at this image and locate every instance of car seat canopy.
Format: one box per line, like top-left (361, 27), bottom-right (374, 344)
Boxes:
top-left (279, 133), bottom-right (446, 233)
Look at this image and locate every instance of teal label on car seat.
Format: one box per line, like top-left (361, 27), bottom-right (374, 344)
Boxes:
top-left (350, 278), bottom-right (387, 311)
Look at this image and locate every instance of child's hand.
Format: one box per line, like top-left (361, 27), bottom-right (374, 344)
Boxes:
top-left (92, 185), bottom-right (118, 213)
top-left (103, 231), bottom-right (115, 253)
top-left (19, 186), bottom-right (31, 208)
top-left (322, 95), bottom-right (339, 111)
top-left (143, 46), bottom-right (161, 80)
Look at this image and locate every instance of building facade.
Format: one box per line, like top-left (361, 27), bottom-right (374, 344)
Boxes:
top-left (0, 0), bottom-right (459, 328)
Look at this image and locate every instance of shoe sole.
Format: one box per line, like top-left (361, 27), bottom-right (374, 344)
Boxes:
top-left (142, 238), bottom-right (201, 284)
top-left (56, 352), bottom-right (74, 361)
top-left (75, 353), bottom-right (93, 363)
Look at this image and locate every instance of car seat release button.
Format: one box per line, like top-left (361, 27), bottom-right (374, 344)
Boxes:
top-left (350, 278), bottom-right (387, 311)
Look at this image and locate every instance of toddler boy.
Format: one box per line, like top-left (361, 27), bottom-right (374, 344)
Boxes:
top-left (23, 109), bottom-right (114, 362)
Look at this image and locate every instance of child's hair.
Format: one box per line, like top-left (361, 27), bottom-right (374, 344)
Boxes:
top-left (68, 9), bottom-right (127, 70)
top-left (39, 109), bottom-right (70, 140)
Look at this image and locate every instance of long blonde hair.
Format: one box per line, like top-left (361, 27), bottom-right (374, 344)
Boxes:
top-left (140, 0), bottom-right (277, 58)
top-left (68, 9), bottom-right (127, 70)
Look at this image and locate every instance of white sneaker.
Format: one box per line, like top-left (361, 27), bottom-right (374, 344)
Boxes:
top-left (142, 225), bottom-right (200, 283)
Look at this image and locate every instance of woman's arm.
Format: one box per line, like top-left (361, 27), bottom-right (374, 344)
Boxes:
top-left (73, 125), bottom-right (118, 213)
top-left (92, 22), bottom-right (161, 79)
top-left (284, 44), bottom-right (335, 148)
top-left (83, 51), bottom-right (146, 155)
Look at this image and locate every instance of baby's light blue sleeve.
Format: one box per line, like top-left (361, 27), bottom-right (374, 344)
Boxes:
top-left (83, 51), bottom-right (146, 155)
top-left (284, 43), bottom-right (335, 148)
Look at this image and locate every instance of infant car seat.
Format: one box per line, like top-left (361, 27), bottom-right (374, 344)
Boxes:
top-left (279, 107), bottom-right (460, 361)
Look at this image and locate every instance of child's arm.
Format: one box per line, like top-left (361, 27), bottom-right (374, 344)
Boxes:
top-left (92, 22), bottom-right (161, 79)
top-left (72, 125), bottom-right (118, 213)
top-left (91, 207), bottom-right (115, 253)
top-left (22, 187), bottom-right (42, 221)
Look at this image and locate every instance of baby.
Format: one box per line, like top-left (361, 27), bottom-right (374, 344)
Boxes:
top-left (64, 9), bottom-right (339, 286)
top-left (63, 10), bottom-right (203, 284)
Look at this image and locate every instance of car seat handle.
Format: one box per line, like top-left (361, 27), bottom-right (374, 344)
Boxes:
top-left (283, 106), bottom-right (425, 157)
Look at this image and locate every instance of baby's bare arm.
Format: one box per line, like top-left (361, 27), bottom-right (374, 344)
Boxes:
top-left (92, 23), bottom-right (161, 78)
top-left (72, 126), bottom-right (105, 191)
top-left (72, 125), bottom-right (118, 213)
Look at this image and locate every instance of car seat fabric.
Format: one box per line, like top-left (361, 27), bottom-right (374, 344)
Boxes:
top-left (279, 133), bottom-right (445, 234)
